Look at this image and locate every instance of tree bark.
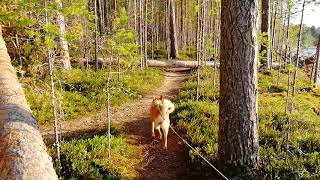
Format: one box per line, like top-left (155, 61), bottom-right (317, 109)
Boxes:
top-left (314, 35), bottom-right (320, 86)
top-left (0, 28), bottom-right (58, 179)
top-left (168, 0), bottom-right (178, 59)
top-left (55, 0), bottom-right (71, 70)
top-left (219, 0), bottom-right (259, 168)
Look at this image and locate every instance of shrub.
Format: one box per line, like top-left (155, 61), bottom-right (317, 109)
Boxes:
top-left (172, 67), bottom-right (320, 178)
top-left (49, 133), bottom-right (141, 179)
top-left (23, 68), bottom-right (164, 124)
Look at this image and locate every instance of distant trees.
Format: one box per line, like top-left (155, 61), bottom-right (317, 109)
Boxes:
top-left (219, 0), bottom-right (259, 168)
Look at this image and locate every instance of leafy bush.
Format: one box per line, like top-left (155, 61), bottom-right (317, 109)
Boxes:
top-left (23, 68), bottom-right (164, 124)
top-left (172, 67), bottom-right (320, 178)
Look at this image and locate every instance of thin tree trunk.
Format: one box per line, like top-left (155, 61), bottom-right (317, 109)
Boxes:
top-left (151, 0), bottom-right (155, 60)
top-left (261, 0), bottom-right (270, 68)
top-left (0, 27), bottom-right (58, 180)
top-left (134, 0), bottom-right (137, 32)
top-left (45, 2), bottom-right (60, 165)
top-left (290, 0), bottom-right (306, 111)
top-left (107, 48), bottom-right (113, 158)
top-left (277, 9), bottom-right (287, 84)
top-left (219, 0), bottom-right (259, 168)
top-left (168, 0), bottom-right (178, 59)
top-left (144, 0), bottom-right (148, 67)
top-left (285, 47), bottom-right (292, 113)
top-left (139, 0), bottom-right (144, 68)
top-left (196, 0), bottom-right (201, 101)
top-left (270, 1), bottom-right (278, 69)
top-left (213, 7), bottom-right (219, 94)
top-left (285, 47), bottom-right (292, 150)
top-left (284, 2), bottom-right (291, 66)
top-left (94, 0), bottom-right (99, 71)
top-left (314, 35), bottom-right (320, 86)
top-left (166, 0), bottom-right (170, 60)
top-left (55, 0), bottom-right (71, 70)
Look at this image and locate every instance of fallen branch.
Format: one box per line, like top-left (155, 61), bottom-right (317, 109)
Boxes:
top-left (147, 60), bottom-right (219, 68)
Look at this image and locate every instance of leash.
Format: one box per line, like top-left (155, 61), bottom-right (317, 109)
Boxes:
top-left (155, 104), bottom-right (229, 180)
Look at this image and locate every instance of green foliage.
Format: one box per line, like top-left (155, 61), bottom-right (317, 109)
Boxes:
top-left (172, 67), bottom-right (320, 178)
top-left (24, 68), bottom-right (164, 124)
top-left (49, 133), bottom-right (141, 179)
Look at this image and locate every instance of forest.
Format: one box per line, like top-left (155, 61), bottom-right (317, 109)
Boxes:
top-left (1, 0), bottom-right (320, 179)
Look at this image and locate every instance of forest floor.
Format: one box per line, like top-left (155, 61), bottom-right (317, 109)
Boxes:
top-left (40, 68), bottom-right (201, 179)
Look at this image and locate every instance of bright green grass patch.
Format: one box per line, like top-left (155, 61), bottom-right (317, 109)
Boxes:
top-left (23, 68), bottom-right (164, 124)
top-left (49, 132), bottom-right (141, 179)
top-left (172, 67), bottom-right (320, 179)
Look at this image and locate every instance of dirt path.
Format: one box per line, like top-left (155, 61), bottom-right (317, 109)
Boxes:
top-left (40, 68), bottom-right (199, 179)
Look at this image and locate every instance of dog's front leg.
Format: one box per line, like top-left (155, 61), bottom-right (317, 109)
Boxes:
top-left (151, 121), bottom-right (155, 138)
top-left (156, 125), bottom-right (162, 140)
top-left (161, 121), bottom-right (170, 150)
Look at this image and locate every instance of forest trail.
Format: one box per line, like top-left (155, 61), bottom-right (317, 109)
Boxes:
top-left (40, 68), bottom-right (200, 179)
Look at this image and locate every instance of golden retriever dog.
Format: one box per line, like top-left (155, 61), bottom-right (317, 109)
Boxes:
top-left (150, 95), bottom-right (175, 149)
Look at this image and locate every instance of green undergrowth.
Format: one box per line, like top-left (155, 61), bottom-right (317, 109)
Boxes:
top-left (172, 67), bottom-right (320, 179)
top-left (49, 126), bottom-right (141, 179)
top-left (22, 67), bottom-right (164, 124)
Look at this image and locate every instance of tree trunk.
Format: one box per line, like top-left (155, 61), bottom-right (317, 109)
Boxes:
top-left (314, 35), bottom-right (320, 86)
top-left (144, 0), bottom-right (148, 67)
top-left (94, 0), bottom-right (99, 71)
top-left (291, 0), bottom-right (306, 109)
top-left (55, 0), bottom-right (71, 70)
top-left (260, 0), bottom-right (271, 68)
top-left (168, 0), bottom-right (178, 59)
top-left (219, 0), bottom-right (259, 168)
top-left (270, 1), bottom-right (278, 69)
top-left (0, 28), bottom-right (58, 179)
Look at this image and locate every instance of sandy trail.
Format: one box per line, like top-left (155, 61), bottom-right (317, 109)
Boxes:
top-left (40, 68), bottom-right (200, 179)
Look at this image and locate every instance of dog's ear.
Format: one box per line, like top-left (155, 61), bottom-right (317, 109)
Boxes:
top-left (153, 96), bottom-right (156, 101)
top-left (160, 95), bottom-right (164, 101)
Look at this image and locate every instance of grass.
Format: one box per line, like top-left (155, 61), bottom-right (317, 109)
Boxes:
top-left (22, 67), bottom-right (165, 124)
top-left (172, 66), bottom-right (320, 179)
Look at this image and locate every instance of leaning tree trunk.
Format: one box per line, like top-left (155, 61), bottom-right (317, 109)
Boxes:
top-left (314, 35), bottom-right (320, 86)
top-left (219, 0), bottom-right (259, 168)
top-left (168, 0), bottom-right (179, 59)
top-left (55, 0), bottom-right (71, 70)
top-left (0, 28), bottom-right (57, 179)
top-left (260, 0), bottom-right (271, 68)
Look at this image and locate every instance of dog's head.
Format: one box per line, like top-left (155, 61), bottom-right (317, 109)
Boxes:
top-left (152, 96), bottom-right (175, 116)
top-left (152, 95), bottom-right (164, 107)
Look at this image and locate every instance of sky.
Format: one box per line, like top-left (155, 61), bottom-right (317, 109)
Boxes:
top-left (291, 2), bottom-right (320, 27)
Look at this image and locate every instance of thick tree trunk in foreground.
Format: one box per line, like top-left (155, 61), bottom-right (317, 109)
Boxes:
top-left (55, 0), bottom-right (71, 70)
top-left (219, 0), bottom-right (259, 168)
top-left (314, 35), bottom-right (320, 86)
top-left (168, 0), bottom-right (178, 59)
top-left (0, 28), bottom-right (57, 179)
